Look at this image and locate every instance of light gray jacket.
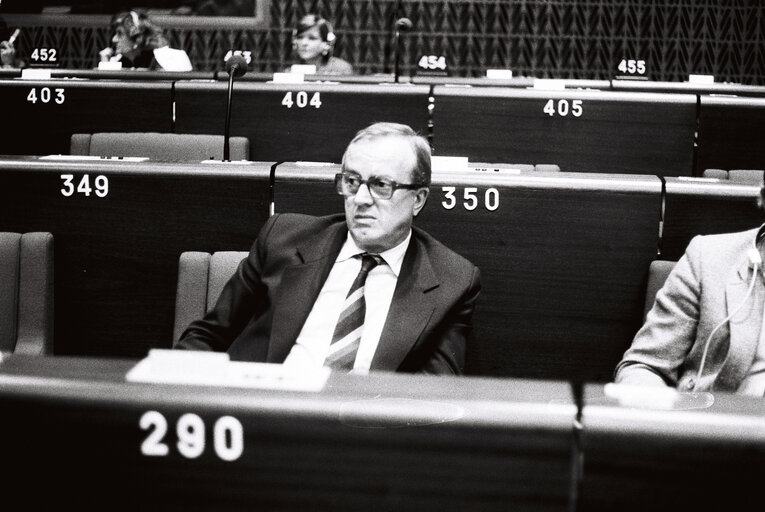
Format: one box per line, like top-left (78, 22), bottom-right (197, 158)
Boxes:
top-left (616, 227), bottom-right (765, 392)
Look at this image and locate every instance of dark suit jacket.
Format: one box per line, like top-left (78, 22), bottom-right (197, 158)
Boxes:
top-left (176, 213), bottom-right (481, 374)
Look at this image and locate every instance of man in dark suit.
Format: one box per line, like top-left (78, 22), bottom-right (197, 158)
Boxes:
top-left (175, 122), bottom-right (481, 374)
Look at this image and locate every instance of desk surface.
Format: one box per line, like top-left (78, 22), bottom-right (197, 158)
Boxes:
top-left (0, 354), bottom-right (576, 511)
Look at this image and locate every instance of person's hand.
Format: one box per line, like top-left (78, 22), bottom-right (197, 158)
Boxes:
top-left (99, 46), bottom-right (114, 62)
top-left (0, 40), bottom-right (16, 67)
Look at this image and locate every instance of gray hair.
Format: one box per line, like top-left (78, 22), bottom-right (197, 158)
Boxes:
top-left (342, 122), bottom-right (432, 187)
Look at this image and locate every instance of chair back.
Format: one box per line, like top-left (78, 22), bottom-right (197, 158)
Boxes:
top-left (728, 169), bottom-right (765, 185)
top-left (643, 260), bottom-right (676, 320)
top-left (0, 232), bottom-right (54, 354)
top-left (702, 168), bottom-right (728, 179)
top-left (173, 251), bottom-right (248, 343)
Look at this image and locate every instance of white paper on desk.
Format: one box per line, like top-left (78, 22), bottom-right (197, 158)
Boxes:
top-left (126, 349), bottom-right (330, 392)
top-left (432, 156), bottom-right (469, 172)
top-left (21, 68), bottom-right (52, 80)
top-left (272, 72), bottom-right (305, 84)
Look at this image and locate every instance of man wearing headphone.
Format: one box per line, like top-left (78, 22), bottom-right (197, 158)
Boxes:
top-left (616, 185), bottom-right (765, 395)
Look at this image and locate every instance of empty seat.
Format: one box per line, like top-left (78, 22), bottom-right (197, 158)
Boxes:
top-left (173, 250), bottom-right (248, 343)
top-left (643, 260), bottom-right (676, 320)
top-left (70, 132), bottom-right (250, 161)
top-left (0, 232), bottom-right (54, 354)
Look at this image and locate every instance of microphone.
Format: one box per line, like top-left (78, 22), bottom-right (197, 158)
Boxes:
top-left (395, 17), bottom-right (413, 31)
top-left (225, 54), bottom-right (248, 78)
top-left (223, 54), bottom-right (248, 161)
top-left (393, 17), bottom-right (412, 83)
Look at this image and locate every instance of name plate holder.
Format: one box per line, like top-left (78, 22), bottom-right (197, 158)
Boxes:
top-left (126, 349), bottom-right (330, 392)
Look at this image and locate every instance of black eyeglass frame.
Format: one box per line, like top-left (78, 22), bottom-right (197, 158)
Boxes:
top-left (334, 171), bottom-right (425, 200)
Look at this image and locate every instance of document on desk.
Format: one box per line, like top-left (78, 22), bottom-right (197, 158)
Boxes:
top-left (126, 349), bottom-right (330, 392)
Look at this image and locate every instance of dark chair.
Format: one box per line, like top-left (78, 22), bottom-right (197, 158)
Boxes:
top-left (0, 232), bottom-right (54, 354)
top-left (643, 260), bottom-right (676, 320)
top-left (70, 132), bottom-right (250, 161)
top-left (173, 250), bottom-right (248, 343)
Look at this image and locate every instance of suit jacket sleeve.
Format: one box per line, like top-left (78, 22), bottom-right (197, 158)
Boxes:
top-left (174, 215), bottom-right (279, 352)
top-left (614, 236), bottom-right (703, 386)
top-left (418, 265), bottom-right (481, 375)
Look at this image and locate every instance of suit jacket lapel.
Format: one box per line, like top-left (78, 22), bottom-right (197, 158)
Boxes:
top-left (717, 262), bottom-right (765, 389)
top-left (371, 236), bottom-right (439, 371)
top-left (267, 222), bottom-right (347, 363)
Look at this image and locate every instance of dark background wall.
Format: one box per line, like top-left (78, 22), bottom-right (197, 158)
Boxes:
top-left (3, 0), bottom-right (764, 83)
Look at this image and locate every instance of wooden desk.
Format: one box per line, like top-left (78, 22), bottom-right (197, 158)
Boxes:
top-left (0, 157), bottom-right (272, 357)
top-left (0, 354), bottom-right (576, 512)
top-left (174, 81), bottom-right (431, 162)
top-left (432, 87), bottom-right (696, 176)
top-left (0, 79), bottom-right (173, 156)
top-left (580, 383), bottom-right (765, 511)
top-left (273, 164), bottom-right (663, 382)
top-left (697, 95), bottom-right (765, 174)
top-left (661, 177), bottom-right (763, 260)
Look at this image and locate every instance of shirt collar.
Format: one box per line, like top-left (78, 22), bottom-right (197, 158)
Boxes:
top-left (337, 230), bottom-right (412, 277)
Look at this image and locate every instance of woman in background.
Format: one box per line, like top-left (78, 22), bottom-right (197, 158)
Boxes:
top-left (99, 10), bottom-right (192, 71)
top-left (286, 14), bottom-right (353, 75)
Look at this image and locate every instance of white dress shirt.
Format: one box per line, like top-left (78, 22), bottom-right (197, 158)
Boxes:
top-left (283, 231), bottom-right (411, 373)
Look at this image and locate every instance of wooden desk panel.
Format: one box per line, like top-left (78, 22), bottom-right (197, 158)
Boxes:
top-left (174, 82), bottom-right (431, 162)
top-left (580, 384), bottom-right (765, 511)
top-left (0, 79), bottom-right (173, 156)
top-left (432, 87), bottom-right (696, 176)
top-left (697, 95), bottom-right (765, 173)
top-left (661, 178), bottom-right (764, 261)
top-left (273, 164), bottom-right (663, 382)
top-left (0, 354), bottom-right (576, 512)
top-left (0, 158), bottom-right (271, 357)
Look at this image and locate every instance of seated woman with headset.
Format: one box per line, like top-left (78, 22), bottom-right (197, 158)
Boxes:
top-left (286, 14), bottom-right (353, 75)
top-left (616, 185), bottom-right (765, 395)
top-left (99, 10), bottom-right (192, 71)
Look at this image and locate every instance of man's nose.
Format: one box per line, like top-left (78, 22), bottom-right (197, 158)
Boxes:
top-left (353, 183), bottom-right (375, 204)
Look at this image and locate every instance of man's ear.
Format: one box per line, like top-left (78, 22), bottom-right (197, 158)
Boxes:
top-left (412, 188), bottom-right (429, 217)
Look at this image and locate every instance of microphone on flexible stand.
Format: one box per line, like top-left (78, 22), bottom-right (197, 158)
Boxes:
top-left (223, 54), bottom-right (248, 161)
top-left (393, 17), bottom-right (412, 83)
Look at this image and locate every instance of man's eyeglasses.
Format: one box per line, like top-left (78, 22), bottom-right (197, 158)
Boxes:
top-left (335, 171), bottom-right (423, 200)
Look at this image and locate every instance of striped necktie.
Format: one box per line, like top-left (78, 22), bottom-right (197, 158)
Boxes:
top-left (324, 253), bottom-right (384, 370)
